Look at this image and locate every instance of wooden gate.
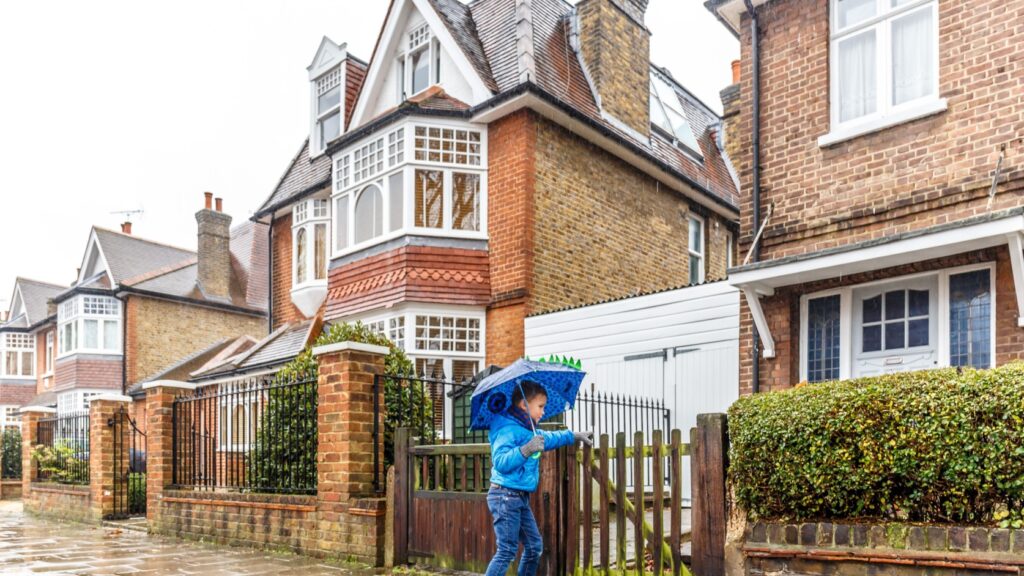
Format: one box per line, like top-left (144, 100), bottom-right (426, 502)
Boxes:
top-left (391, 414), bottom-right (727, 576)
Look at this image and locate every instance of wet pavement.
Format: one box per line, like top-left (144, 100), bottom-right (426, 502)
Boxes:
top-left (0, 500), bottom-right (364, 576)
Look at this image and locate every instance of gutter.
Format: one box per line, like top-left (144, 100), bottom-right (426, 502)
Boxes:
top-left (115, 286), bottom-right (267, 318)
top-left (267, 219), bottom-right (274, 333)
top-left (0, 314), bottom-right (57, 334)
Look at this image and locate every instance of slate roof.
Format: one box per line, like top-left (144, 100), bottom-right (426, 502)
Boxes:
top-left (1, 278), bottom-right (65, 330)
top-left (190, 320), bottom-right (318, 380)
top-left (257, 0), bottom-right (739, 217)
top-left (63, 224), bottom-right (268, 313)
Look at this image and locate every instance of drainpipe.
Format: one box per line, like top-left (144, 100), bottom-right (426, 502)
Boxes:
top-left (267, 219), bottom-right (274, 333)
top-left (745, 0), bottom-right (762, 394)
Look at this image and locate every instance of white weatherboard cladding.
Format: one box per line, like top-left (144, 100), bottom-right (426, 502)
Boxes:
top-left (524, 281), bottom-right (740, 502)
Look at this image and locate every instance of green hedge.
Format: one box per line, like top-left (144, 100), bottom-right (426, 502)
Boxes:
top-left (729, 364), bottom-right (1024, 525)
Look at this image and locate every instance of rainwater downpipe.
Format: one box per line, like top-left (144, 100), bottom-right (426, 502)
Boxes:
top-left (746, 0), bottom-right (762, 394)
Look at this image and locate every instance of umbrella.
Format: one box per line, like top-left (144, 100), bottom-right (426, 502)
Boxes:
top-left (469, 358), bottom-right (586, 431)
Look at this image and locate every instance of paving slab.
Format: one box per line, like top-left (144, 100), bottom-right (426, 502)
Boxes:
top-left (0, 500), bottom-right (369, 576)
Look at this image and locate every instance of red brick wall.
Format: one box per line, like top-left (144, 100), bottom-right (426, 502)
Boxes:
top-left (53, 356), bottom-right (121, 393)
top-left (731, 0), bottom-right (1024, 393)
top-left (324, 246), bottom-right (491, 321)
top-left (740, 248), bottom-right (1022, 394)
top-left (23, 483), bottom-right (93, 523)
top-left (35, 327), bottom-right (55, 395)
top-left (732, 0), bottom-right (1024, 262)
top-left (0, 383), bottom-right (35, 406)
top-left (157, 491), bottom-right (317, 551)
top-left (487, 303), bottom-right (527, 367)
top-left (272, 213), bottom-right (305, 329)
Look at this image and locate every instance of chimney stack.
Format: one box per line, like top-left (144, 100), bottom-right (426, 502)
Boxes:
top-left (196, 193), bottom-right (232, 300)
top-left (121, 221), bottom-right (132, 235)
top-left (576, 0), bottom-right (651, 135)
top-left (215, 197), bottom-right (223, 212)
top-left (719, 61), bottom-right (743, 164)
top-left (731, 59), bottom-right (741, 84)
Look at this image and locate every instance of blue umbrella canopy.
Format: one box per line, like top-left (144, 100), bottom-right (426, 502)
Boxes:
top-left (470, 358), bottom-right (585, 431)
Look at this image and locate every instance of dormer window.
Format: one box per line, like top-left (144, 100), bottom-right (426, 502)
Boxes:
top-left (315, 67), bottom-right (343, 152)
top-left (293, 198), bottom-right (330, 286)
top-left (650, 72), bottom-right (703, 160)
top-left (397, 24), bottom-right (440, 100)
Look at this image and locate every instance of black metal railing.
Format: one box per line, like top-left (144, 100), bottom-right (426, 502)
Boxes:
top-left (171, 376), bottom-right (317, 494)
top-left (1, 427), bottom-right (22, 479)
top-left (109, 406), bottom-right (147, 519)
top-left (35, 412), bottom-right (90, 484)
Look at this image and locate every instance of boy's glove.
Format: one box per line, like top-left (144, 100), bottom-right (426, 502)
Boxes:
top-left (574, 431), bottom-right (594, 447)
top-left (520, 435), bottom-right (545, 458)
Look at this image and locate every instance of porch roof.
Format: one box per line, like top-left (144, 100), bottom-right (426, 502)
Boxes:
top-left (728, 207), bottom-right (1024, 358)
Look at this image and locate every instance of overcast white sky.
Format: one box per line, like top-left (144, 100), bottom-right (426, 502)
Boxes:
top-left (0, 0), bottom-right (737, 308)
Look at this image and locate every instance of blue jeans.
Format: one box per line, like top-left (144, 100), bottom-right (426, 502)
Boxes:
top-left (484, 486), bottom-right (543, 576)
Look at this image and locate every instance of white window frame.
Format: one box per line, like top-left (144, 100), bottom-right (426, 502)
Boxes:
top-left (688, 215), bottom-right (706, 284)
top-left (0, 405), bottom-right (21, 431)
top-left (821, 0), bottom-right (945, 147)
top-left (217, 383), bottom-right (263, 452)
top-left (352, 304), bottom-right (486, 361)
top-left (1, 332), bottom-right (35, 378)
top-left (726, 231), bottom-right (735, 270)
top-left (311, 65), bottom-right (344, 155)
top-left (56, 295), bottom-right (122, 359)
top-left (397, 24), bottom-right (439, 101)
top-left (331, 120), bottom-right (488, 259)
top-left (44, 331), bottom-right (54, 375)
top-left (57, 390), bottom-right (106, 416)
top-left (799, 262), bottom-right (996, 382)
top-left (292, 198), bottom-right (331, 289)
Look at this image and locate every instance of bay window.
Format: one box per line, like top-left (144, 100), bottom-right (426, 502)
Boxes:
top-left (332, 122), bottom-right (487, 256)
top-left (824, 0), bottom-right (942, 145)
top-left (1, 333), bottom-right (34, 378)
top-left (292, 198), bottom-right (329, 286)
top-left (800, 264), bottom-right (995, 382)
top-left (361, 308), bottom-right (483, 375)
top-left (57, 295), bottom-right (121, 357)
top-left (57, 390), bottom-right (104, 416)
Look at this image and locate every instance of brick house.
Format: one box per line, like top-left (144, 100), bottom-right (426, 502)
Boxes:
top-left (251, 0), bottom-right (740, 382)
top-left (0, 278), bottom-right (65, 429)
top-left (21, 196), bottom-right (268, 416)
top-left (707, 0), bottom-right (1024, 393)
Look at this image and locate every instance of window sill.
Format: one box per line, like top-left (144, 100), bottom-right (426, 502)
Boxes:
top-left (818, 98), bottom-right (948, 148)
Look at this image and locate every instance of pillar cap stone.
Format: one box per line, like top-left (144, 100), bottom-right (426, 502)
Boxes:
top-left (312, 341), bottom-right (390, 357)
top-left (19, 406), bottom-right (56, 414)
top-left (141, 380), bottom-right (199, 391)
top-left (91, 393), bottom-right (133, 403)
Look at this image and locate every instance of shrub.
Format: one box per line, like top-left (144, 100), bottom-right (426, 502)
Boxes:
top-left (729, 363), bottom-right (1024, 524)
top-left (128, 472), bottom-right (146, 511)
top-left (31, 440), bottom-right (89, 484)
top-left (249, 321), bottom-right (431, 493)
top-left (1, 428), bottom-right (21, 479)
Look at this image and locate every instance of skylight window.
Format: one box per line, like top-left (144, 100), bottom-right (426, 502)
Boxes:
top-left (650, 73), bottom-right (703, 159)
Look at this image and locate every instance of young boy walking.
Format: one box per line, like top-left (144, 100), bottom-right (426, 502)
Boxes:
top-left (485, 381), bottom-right (593, 576)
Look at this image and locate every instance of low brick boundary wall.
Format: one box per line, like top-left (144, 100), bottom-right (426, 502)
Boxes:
top-left (739, 521), bottom-right (1024, 575)
top-left (156, 490), bottom-right (318, 552)
top-left (1, 479), bottom-right (22, 500)
top-left (23, 482), bottom-right (93, 523)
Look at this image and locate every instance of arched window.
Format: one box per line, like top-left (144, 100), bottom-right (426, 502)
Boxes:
top-left (355, 184), bottom-right (384, 244)
top-left (295, 227), bottom-right (308, 283)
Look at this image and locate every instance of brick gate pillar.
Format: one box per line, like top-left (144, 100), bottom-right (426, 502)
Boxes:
top-left (142, 381), bottom-right (197, 528)
top-left (19, 406), bottom-right (55, 496)
top-left (313, 341), bottom-right (389, 565)
top-left (89, 394), bottom-right (132, 521)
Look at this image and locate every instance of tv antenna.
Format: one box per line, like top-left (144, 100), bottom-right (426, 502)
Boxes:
top-left (110, 209), bottom-right (144, 223)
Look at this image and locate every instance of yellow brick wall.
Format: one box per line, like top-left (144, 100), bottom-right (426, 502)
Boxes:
top-left (531, 117), bottom-right (731, 314)
top-left (125, 296), bottom-right (266, 384)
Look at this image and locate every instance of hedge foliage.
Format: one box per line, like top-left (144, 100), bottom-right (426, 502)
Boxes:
top-left (729, 364), bottom-right (1024, 524)
top-left (1, 428), bottom-right (21, 479)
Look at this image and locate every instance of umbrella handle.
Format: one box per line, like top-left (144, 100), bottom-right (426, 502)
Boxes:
top-left (518, 382), bottom-right (543, 460)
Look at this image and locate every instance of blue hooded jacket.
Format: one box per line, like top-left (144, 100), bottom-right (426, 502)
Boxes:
top-left (488, 413), bottom-right (576, 492)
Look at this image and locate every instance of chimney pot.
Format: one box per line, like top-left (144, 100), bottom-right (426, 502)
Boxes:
top-left (731, 60), bottom-right (741, 84)
top-left (121, 221), bottom-right (132, 235)
top-left (215, 197), bottom-right (223, 212)
top-left (204, 192), bottom-right (213, 210)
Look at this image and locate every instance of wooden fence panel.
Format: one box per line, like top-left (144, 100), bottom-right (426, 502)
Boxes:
top-left (691, 414), bottom-right (728, 576)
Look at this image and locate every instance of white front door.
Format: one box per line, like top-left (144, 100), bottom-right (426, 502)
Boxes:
top-left (852, 276), bottom-right (939, 378)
